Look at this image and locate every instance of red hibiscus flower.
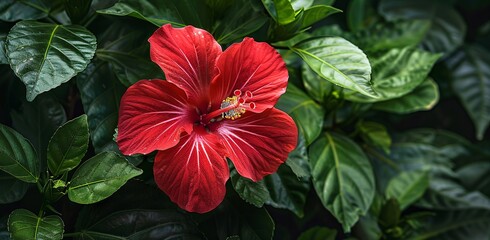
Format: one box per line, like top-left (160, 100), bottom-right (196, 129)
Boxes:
top-left (117, 24), bottom-right (298, 213)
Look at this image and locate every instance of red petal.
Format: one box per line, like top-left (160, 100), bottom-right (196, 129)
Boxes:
top-left (210, 38), bottom-right (288, 113)
top-left (149, 24), bottom-right (222, 107)
top-left (154, 127), bottom-right (229, 213)
top-left (214, 108), bottom-right (298, 181)
top-left (117, 80), bottom-right (196, 155)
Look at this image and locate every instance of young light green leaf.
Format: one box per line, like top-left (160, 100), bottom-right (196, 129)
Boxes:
top-left (385, 171), bottom-right (429, 210)
top-left (373, 78), bottom-right (439, 114)
top-left (447, 45), bottom-right (490, 140)
top-left (261, 0), bottom-right (296, 25)
top-left (0, 171), bottom-right (29, 204)
top-left (292, 37), bottom-right (377, 98)
top-left (0, 124), bottom-right (39, 183)
top-left (379, 0), bottom-right (466, 55)
top-left (346, 47), bottom-right (441, 102)
top-left (357, 121), bottom-right (392, 154)
top-left (76, 209), bottom-right (202, 239)
top-left (97, 0), bottom-right (211, 28)
top-left (68, 152), bottom-right (143, 204)
top-left (276, 84), bottom-right (324, 145)
top-left (0, 0), bottom-right (48, 22)
top-left (6, 21), bottom-right (96, 101)
top-left (309, 132), bottom-right (375, 232)
top-left (47, 115), bottom-right (89, 177)
top-left (8, 209), bottom-right (64, 240)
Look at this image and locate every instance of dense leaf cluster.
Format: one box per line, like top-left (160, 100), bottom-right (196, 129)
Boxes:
top-left (1, 0), bottom-right (490, 239)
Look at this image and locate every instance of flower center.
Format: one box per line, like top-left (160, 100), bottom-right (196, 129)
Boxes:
top-left (200, 89), bottom-right (256, 124)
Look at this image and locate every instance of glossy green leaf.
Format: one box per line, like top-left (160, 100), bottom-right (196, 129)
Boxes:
top-left (415, 210), bottom-right (490, 240)
top-left (97, 0), bottom-right (211, 28)
top-left (379, 0), bottom-right (466, 55)
top-left (0, 170), bottom-right (29, 204)
top-left (8, 209), bottom-right (63, 240)
top-left (285, 133), bottom-right (311, 179)
top-left (385, 171), bottom-right (429, 210)
top-left (261, 0), bottom-right (295, 25)
top-left (0, 124), bottom-right (39, 183)
top-left (11, 95), bottom-right (66, 164)
top-left (373, 78), bottom-right (439, 114)
top-left (6, 20), bottom-right (96, 101)
top-left (77, 61), bottom-right (125, 153)
top-left (213, 0), bottom-right (267, 44)
top-left (301, 62), bottom-right (337, 103)
top-left (457, 161), bottom-right (490, 196)
top-left (276, 84), bottom-right (324, 145)
top-left (291, 0), bottom-right (313, 10)
top-left (357, 121), bottom-right (391, 154)
top-left (0, 0), bottom-right (48, 22)
top-left (297, 5), bottom-right (341, 30)
top-left (346, 47), bottom-right (441, 102)
top-left (417, 178), bottom-right (490, 211)
top-left (47, 115), bottom-right (89, 177)
top-left (298, 227), bottom-right (337, 240)
top-left (77, 209), bottom-right (202, 239)
top-left (292, 37), bottom-right (377, 98)
top-left (263, 165), bottom-right (310, 217)
top-left (446, 45), bottom-right (490, 140)
top-left (309, 132), bottom-right (375, 231)
top-left (68, 151), bottom-right (143, 204)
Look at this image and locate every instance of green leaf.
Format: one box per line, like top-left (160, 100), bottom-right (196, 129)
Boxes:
top-left (309, 132), bottom-right (375, 232)
top-left (346, 47), bottom-right (441, 102)
top-left (77, 61), bottom-right (125, 153)
top-left (0, 124), bottom-right (39, 183)
top-left (263, 165), bottom-right (310, 217)
top-left (285, 133), bottom-right (311, 179)
top-left (0, 32), bottom-right (7, 64)
top-left (212, 0), bottom-right (268, 44)
top-left (8, 209), bottom-right (64, 240)
top-left (68, 151), bottom-right (143, 204)
top-left (212, 199), bottom-right (275, 240)
top-left (347, 0), bottom-right (372, 32)
top-left (415, 210), bottom-right (490, 240)
top-left (296, 5), bottom-right (341, 30)
top-left (230, 166), bottom-right (270, 208)
top-left (291, 0), bottom-right (314, 11)
top-left (378, 198), bottom-right (401, 228)
top-left (373, 78), bottom-right (439, 114)
top-left (357, 121), bottom-right (391, 154)
top-left (379, 0), bottom-right (466, 55)
top-left (47, 115), bottom-right (89, 177)
top-left (385, 171), bottom-right (429, 210)
top-left (261, 0), bottom-right (296, 25)
top-left (0, 0), bottom-right (49, 22)
top-left (10, 95), bottom-right (66, 164)
top-left (456, 161), bottom-right (490, 196)
top-left (417, 178), bottom-right (490, 211)
top-left (6, 20), bottom-right (96, 101)
top-left (97, 0), bottom-right (212, 29)
top-left (298, 226), bottom-right (337, 240)
top-left (0, 171), bottom-right (29, 204)
top-left (276, 84), bottom-right (324, 145)
top-left (301, 62), bottom-right (336, 103)
top-left (292, 37), bottom-right (377, 98)
top-left (77, 209), bottom-right (202, 239)
top-left (446, 45), bottom-right (490, 140)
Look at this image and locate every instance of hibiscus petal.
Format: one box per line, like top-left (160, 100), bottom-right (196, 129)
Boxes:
top-left (215, 108), bottom-right (298, 181)
top-left (154, 127), bottom-right (229, 213)
top-left (149, 24), bottom-right (222, 107)
top-left (117, 80), bottom-right (196, 155)
top-left (210, 38), bottom-right (288, 113)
